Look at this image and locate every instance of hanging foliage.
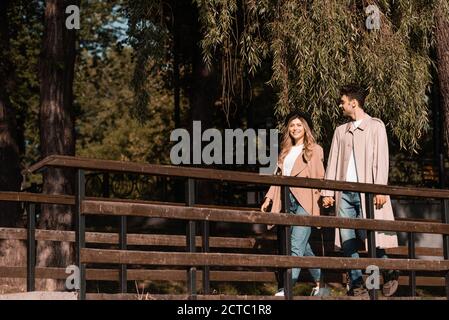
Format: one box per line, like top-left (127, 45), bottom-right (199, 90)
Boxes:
top-left (194, 0), bottom-right (449, 152)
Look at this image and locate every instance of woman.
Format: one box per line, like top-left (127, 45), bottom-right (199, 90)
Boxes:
top-left (261, 111), bottom-right (325, 296)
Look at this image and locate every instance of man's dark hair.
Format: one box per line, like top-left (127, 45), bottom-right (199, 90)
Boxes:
top-left (340, 84), bottom-right (368, 108)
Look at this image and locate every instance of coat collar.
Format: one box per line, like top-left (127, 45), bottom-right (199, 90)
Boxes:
top-left (345, 114), bottom-right (371, 133)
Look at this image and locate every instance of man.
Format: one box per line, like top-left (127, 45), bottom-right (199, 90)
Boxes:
top-left (322, 84), bottom-right (399, 297)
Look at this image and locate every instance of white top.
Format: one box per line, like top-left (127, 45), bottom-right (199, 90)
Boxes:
top-left (346, 119), bottom-right (363, 182)
top-left (283, 144), bottom-right (304, 176)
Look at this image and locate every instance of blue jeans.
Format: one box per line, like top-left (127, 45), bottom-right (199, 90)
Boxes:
top-left (289, 192), bottom-right (321, 284)
top-left (339, 192), bottom-right (388, 288)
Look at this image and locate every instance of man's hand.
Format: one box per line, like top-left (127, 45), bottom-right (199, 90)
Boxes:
top-left (322, 196), bottom-right (335, 208)
top-left (261, 198), bottom-right (271, 212)
top-left (374, 195), bottom-right (387, 210)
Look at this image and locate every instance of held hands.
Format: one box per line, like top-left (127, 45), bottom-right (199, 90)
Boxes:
top-left (321, 195), bottom-right (385, 209)
top-left (322, 196), bottom-right (335, 208)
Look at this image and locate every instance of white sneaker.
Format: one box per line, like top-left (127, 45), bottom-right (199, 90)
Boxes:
top-left (310, 285), bottom-right (320, 296)
top-left (274, 289), bottom-right (284, 297)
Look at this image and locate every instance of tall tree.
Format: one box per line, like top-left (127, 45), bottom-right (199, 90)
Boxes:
top-left (0, 0), bottom-right (41, 294)
top-left (0, 0), bottom-right (22, 226)
top-left (37, 0), bottom-right (79, 290)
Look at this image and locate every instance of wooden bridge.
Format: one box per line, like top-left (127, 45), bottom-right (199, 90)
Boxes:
top-left (1, 155), bottom-right (449, 300)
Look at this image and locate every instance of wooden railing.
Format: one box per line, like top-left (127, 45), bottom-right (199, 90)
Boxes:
top-left (0, 155), bottom-right (448, 300)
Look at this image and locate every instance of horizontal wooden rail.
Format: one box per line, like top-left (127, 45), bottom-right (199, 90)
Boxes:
top-left (81, 200), bottom-right (449, 235)
top-left (0, 192), bottom-right (270, 216)
top-left (0, 227), bottom-right (272, 249)
top-left (0, 227), bottom-right (443, 257)
top-left (385, 246), bottom-right (443, 257)
top-left (1, 191), bottom-right (441, 224)
top-left (0, 267), bottom-right (275, 282)
top-left (80, 249), bottom-right (449, 271)
top-left (0, 266), bottom-right (445, 287)
top-left (24, 155), bottom-right (449, 199)
top-left (0, 192), bottom-right (74, 205)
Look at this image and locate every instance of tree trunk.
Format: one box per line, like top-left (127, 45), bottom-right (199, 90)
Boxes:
top-left (37, 0), bottom-right (78, 290)
top-left (189, 4), bottom-right (219, 206)
top-left (0, 0), bottom-right (22, 226)
top-left (435, 6), bottom-right (449, 161)
top-left (0, 0), bottom-right (27, 294)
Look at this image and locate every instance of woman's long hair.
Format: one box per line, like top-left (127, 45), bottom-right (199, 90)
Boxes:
top-left (278, 116), bottom-right (316, 166)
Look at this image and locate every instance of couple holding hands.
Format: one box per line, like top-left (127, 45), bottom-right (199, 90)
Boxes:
top-left (261, 84), bottom-right (399, 297)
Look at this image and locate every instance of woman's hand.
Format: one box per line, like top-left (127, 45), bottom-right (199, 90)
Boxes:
top-left (261, 198), bottom-right (271, 212)
top-left (261, 198), bottom-right (274, 230)
top-left (322, 196), bottom-right (335, 208)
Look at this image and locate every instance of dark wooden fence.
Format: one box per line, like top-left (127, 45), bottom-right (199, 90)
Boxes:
top-left (0, 155), bottom-right (448, 300)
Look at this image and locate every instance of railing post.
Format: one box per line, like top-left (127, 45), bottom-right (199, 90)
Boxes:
top-left (202, 220), bottom-right (210, 294)
top-left (281, 186), bottom-right (292, 300)
top-left (102, 172), bottom-right (110, 198)
top-left (442, 199), bottom-right (449, 300)
top-left (365, 193), bottom-right (377, 300)
top-left (186, 178), bottom-right (197, 299)
top-left (119, 215), bottom-right (127, 293)
top-left (75, 169), bottom-right (86, 300)
top-left (408, 232), bottom-right (416, 297)
top-left (27, 203), bottom-right (36, 292)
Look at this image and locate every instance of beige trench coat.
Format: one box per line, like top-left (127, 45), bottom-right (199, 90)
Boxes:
top-left (265, 144), bottom-right (325, 216)
top-left (321, 115), bottom-right (398, 249)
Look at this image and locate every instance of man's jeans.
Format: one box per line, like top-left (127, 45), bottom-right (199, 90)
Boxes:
top-left (339, 192), bottom-right (388, 288)
top-left (289, 192), bottom-right (321, 284)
